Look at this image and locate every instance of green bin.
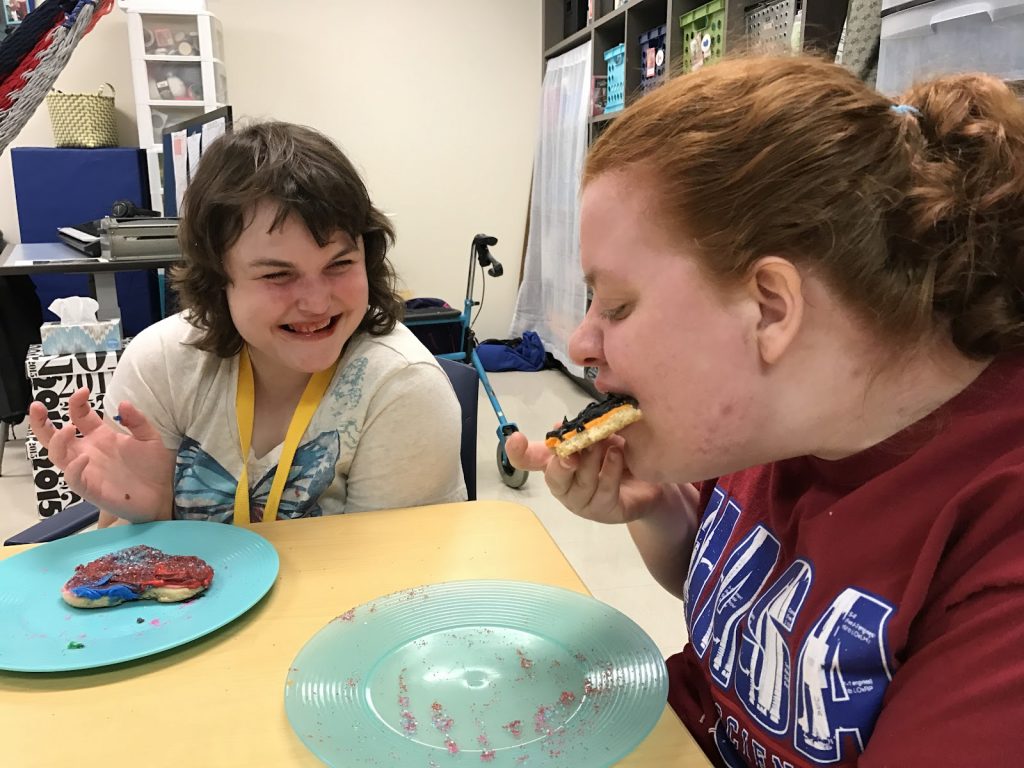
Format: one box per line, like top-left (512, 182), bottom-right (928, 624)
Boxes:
top-left (680, 0), bottom-right (726, 72)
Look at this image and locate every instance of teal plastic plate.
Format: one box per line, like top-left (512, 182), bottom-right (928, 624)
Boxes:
top-left (285, 580), bottom-right (667, 767)
top-left (0, 520), bottom-right (278, 672)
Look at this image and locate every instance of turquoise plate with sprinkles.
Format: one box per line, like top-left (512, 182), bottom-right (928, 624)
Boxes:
top-left (284, 580), bottom-right (667, 767)
top-left (0, 520), bottom-right (278, 672)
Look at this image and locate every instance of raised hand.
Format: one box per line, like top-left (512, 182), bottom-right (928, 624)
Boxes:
top-left (28, 388), bottom-right (176, 523)
top-left (504, 431), bottom-right (663, 525)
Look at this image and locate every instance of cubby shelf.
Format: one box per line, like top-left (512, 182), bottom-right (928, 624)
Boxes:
top-left (123, 3), bottom-right (229, 213)
top-left (544, 0), bottom-right (848, 121)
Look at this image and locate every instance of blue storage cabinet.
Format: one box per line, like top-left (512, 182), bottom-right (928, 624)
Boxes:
top-left (11, 147), bottom-right (162, 337)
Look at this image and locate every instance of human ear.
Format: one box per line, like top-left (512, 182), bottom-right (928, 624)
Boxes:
top-left (747, 257), bottom-right (804, 365)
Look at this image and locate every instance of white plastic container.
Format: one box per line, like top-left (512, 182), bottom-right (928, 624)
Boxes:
top-left (877, 0), bottom-right (1024, 95)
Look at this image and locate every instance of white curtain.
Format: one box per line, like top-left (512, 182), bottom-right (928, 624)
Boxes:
top-left (511, 43), bottom-right (592, 378)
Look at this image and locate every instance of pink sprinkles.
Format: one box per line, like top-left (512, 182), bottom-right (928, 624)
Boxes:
top-left (400, 710), bottom-right (418, 734)
top-left (516, 648), bottom-right (534, 669)
top-left (503, 719), bottom-right (523, 738)
top-left (431, 701), bottom-right (455, 733)
top-left (534, 705), bottom-right (552, 735)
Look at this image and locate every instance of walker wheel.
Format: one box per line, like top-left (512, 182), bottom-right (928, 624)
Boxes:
top-left (497, 442), bottom-right (528, 489)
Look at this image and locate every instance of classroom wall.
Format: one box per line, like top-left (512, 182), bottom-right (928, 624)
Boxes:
top-left (0, 1), bottom-right (542, 340)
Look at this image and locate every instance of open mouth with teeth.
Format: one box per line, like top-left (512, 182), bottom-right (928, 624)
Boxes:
top-left (280, 315), bottom-right (341, 337)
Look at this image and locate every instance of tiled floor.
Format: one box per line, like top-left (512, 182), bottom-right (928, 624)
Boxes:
top-left (0, 369), bottom-right (688, 657)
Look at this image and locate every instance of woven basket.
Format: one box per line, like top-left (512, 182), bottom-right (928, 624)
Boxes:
top-left (46, 83), bottom-right (118, 148)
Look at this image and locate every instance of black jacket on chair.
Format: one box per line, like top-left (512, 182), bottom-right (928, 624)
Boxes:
top-left (0, 274), bottom-right (43, 424)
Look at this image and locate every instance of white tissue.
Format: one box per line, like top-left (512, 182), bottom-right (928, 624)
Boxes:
top-left (49, 296), bottom-right (99, 325)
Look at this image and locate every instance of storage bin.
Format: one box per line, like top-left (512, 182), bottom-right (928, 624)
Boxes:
top-left (745, 0), bottom-right (796, 51)
top-left (680, 0), bottom-right (726, 72)
top-left (877, 0), bottom-right (1024, 94)
top-left (604, 43), bottom-right (626, 113)
top-left (639, 24), bottom-right (667, 92)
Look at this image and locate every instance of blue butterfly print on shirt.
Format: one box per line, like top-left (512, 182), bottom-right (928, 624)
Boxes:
top-left (329, 355), bottom-right (368, 411)
top-left (173, 431), bottom-right (341, 524)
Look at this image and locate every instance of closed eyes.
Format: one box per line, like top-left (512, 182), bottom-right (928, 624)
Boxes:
top-left (599, 304), bottom-right (630, 321)
top-left (259, 258), bottom-right (354, 282)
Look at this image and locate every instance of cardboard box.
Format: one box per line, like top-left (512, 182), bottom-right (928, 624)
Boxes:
top-left (25, 344), bottom-right (125, 430)
top-left (40, 318), bottom-right (122, 355)
top-left (23, 345), bottom-right (128, 516)
top-left (25, 436), bottom-right (83, 518)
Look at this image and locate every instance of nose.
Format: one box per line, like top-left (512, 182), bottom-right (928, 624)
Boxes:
top-left (294, 275), bottom-right (332, 315)
top-left (568, 306), bottom-right (605, 368)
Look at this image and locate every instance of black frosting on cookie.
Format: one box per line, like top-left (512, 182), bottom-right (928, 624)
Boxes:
top-left (545, 394), bottom-right (640, 441)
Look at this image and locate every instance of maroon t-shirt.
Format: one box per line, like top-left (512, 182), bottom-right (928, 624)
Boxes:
top-left (669, 356), bottom-right (1024, 767)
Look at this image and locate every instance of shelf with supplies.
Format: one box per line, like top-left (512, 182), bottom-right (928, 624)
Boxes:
top-left (545, 0), bottom-right (848, 120)
top-left (122, 1), bottom-right (229, 215)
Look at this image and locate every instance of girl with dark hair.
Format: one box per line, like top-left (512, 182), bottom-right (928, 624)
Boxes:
top-left (509, 56), bottom-right (1024, 766)
top-left (30, 121), bottom-right (466, 526)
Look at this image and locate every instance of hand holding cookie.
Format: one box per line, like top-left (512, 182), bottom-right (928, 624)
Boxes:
top-left (505, 395), bottom-right (659, 525)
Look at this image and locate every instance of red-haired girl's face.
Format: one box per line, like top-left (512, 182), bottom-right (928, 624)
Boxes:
top-left (570, 172), bottom-right (769, 484)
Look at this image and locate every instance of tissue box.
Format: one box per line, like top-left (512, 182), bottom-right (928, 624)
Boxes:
top-left (40, 319), bottom-right (122, 355)
top-left (26, 436), bottom-right (83, 518)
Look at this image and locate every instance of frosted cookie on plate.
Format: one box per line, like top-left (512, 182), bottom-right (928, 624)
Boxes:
top-left (62, 544), bottom-right (215, 608)
top-left (545, 394), bottom-right (643, 459)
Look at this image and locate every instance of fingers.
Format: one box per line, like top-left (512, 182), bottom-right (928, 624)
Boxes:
top-left (544, 436), bottom-right (629, 522)
top-left (587, 446), bottom-right (626, 515)
top-left (45, 417), bottom-right (80, 468)
top-left (554, 443), bottom-right (608, 511)
top-left (542, 451), bottom-right (578, 497)
top-left (67, 388), bottom-right (105, 435)
top-left (61, 452), bottom-right (91, 492)
top-left (28, 400), bottom-right (58, 448)
top-left (504, 431), bottom-right (553, 472)
top-left (115, 401), bottom-right (163, 443)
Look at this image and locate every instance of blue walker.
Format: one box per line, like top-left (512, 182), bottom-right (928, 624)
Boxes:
top-left (403, 234), bottom-right (529, 490)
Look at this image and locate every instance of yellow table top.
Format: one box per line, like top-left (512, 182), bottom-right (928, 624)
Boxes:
top-left (0, 501), bottom-right (710, 767)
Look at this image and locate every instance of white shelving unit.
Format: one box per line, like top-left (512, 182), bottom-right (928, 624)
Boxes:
top-left (122, 0), bottom-right (227, 213)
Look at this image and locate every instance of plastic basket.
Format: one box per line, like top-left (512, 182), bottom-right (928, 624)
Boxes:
top-left (639, 24), bottom-right (667, 92)
top-left (603, 43), bottom-right (626, 113)
top-left (46, 84), bottom-right (118, 148)
top-left (745, 0), bottom-right (796, 52)
top-left (680, 0), bottom-right (725, 72)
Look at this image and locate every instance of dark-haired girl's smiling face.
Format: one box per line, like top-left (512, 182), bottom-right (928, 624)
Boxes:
top-left (224, 200), bottom-right (368, 377)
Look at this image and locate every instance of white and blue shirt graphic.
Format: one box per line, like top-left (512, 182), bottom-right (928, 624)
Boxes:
top-left (685, 486), bottom-right (894, 767)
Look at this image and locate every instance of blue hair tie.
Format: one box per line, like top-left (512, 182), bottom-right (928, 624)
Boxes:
top-left (891, 104), bottom-right (921, 117)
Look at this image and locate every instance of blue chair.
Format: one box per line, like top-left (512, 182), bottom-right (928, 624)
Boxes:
top-left (5, 358), bottom-right (481, 544)
top-left (437, 357), bottom-right (478, 501)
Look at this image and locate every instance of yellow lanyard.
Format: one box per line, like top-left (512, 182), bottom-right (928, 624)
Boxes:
top-left (233, 347), bottom-right (338, 525)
